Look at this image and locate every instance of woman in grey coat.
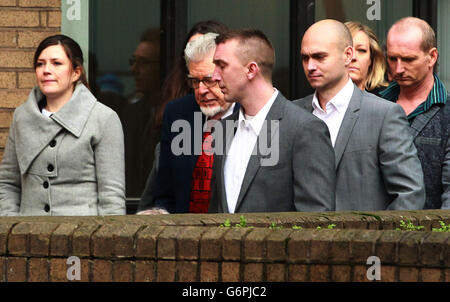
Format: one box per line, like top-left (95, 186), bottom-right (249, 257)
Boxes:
top-left (0, 35), bottom-right (126, 216)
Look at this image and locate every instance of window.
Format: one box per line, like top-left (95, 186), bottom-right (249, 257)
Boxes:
top-left (60, 0), bottom-right (442, 214)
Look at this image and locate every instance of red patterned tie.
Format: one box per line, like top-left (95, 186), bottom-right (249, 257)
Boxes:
top-left (189, 131), bottom-right (214, 213)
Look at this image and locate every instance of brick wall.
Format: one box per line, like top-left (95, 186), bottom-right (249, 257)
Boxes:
top-left (0, 0), bottom-right (61, 162)
top-left (0, 210), bottom-right (449, 282)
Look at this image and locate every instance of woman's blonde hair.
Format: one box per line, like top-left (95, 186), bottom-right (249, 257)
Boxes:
top-left (345, 21), bottom-right (388, 91)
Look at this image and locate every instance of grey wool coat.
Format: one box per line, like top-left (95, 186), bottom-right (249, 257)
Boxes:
top-left (0, 83), bottom-right (126, 216)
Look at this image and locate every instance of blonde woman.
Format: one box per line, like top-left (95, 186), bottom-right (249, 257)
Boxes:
top-left (345, 21), bottom-right (388, 94)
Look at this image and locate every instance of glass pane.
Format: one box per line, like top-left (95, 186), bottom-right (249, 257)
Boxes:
top-left (90, 0), bottom-right (161, 199)
top-left (437, 0), bottom-right (450, 88)
top-left (315, 0), bottom-right (413, 46)
top-left (187, 0), bottom-right (290, 97)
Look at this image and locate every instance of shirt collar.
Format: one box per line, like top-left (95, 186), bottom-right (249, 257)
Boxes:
top-left (238, 89), bottom-right (279, 135)
top-left (312, 78), bottom-right (354, 113)
top-left (380, 73), bottom-right (447, 105)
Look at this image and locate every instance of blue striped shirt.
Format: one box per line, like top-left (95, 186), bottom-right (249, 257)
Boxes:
top-left (379, 73), bottom-right (448, 121)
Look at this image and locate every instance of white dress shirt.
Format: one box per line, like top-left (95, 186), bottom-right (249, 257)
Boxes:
top-left (312, 79), bottom-right (354, 147)
top-left (224, 89), bottom-right (278, 213)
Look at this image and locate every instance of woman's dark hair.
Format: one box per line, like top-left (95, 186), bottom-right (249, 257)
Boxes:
top-left (34, 34), bottom-right (89, 89)
top-left (155, 20), bottom-right (229, 130)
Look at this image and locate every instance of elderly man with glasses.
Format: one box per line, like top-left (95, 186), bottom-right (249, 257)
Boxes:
top-left (140, 32), bottom-right (239, 214)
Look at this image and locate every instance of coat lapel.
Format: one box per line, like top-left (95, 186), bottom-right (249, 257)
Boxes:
top-left (15, 83), bottom-right (96, 174)
top-left (233, 93), bottom-right (285, 212)
top-left (408, 105), bottom-right (441, 139)
top-left (333, 86), bottom-right (361, 167)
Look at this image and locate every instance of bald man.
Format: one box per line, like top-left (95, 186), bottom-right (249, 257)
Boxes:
top-left (380, 17), bottom-right (450, 209)
top-left (294, 19), bottom-right (425, 211)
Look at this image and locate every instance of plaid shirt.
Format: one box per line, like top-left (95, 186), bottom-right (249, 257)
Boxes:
top-left (379, 73), bottom-right (448, 122)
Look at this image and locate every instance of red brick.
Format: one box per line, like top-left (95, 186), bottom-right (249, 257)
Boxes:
top-left (309, 230), bottom-right (338, 263)
top-left (178, 227), bottom-right (206, 260)
top-left (398, 232), bottom-right (426, 265)
top-left (91, 225), bottom-right (115, 257)
top-left (380, 265), bottom-right (397, 282)
top-left (0, 71), bottom-right (16, 88)
top-left (222, 262), bottom-right (240, 282)
top-left (92, 260), bottom-right (112, 282)
top-left (0, 222), bottom-right (15, 255)
top-left (112, 261), bottom-right (134, 282)
top-left (0, 257), bottom-right (5, 282)
top-left (47, 10), bottom-right (61, 27)
top-left (0, 0), bottom-right (16, 7)
top-left (0, 111), bottom-right (13, 128)
top-left (28, 258), bottom-right (48, 282)
top-left (266, 264), bottom-right (285, 282)
top-left (375, 230), bottom-right (405, 264)
top-left (72, 224), bottom-right (99, 257)
top-left (7, 257), bottom-right (27, 282)
top-left (49, 258), bottom-right (67, 282)
top-left (135, 261), bottom-right (155, 282)
top-left (8, 223), bottom-right (31, 256)
top-left (222, 228), bottom-right (252, 261)
top-left (19, 0), bottom-right (61, 8)
top-left (50, 258), bottom-right (89, 282)
top-left (199, 262), bottom-right (218, 282)
top-left (135, 226), bottom-right (165, 259)
top-left (353, 265), bottom-right (371, 282)
top-left (288, 264), bottom-right (308, 281)
top-left (243, 263), bottom-right (263, 282)
top-left (310, 264), bottom-right (330, 282)
top-left (157, 227), bottom-right (180, 260)
top-left (177, 261), bottom-right (198, 282)
top-left (0, 90), bottom-right (30, 108)
top-left (420, 232), bottom-right (446, 266)
top-left (0, 11), bottom-right (40, 27)
top-left (244, 228), bottom-right (270, 262)
top-left (287, 229), bottom-right (316, 263)
top-left (156, 261), bottom-right (176, 282)
top-left (266, 229), bottom-right (293, 261)
top-left (29, 222), bottom-right (59, 256)
top-left (50, 223), bottom-right (79, 256)
top-left (200, 227), bottom-right (228, 261)
top-left (331, 265), bottom-right (351, 282)
top-left (399, 267), bottom-right (419, 282)
top-left (350, 230), bottom-right (382, 263)
top-left (328, 230), bottom-right (354, 263)
top-left (421, 268), bottom-right (443, 282)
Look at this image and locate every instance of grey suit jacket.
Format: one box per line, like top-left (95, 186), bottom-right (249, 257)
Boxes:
top-left (294, 85), bottom-right (426, 211)
top-left (209, 92), bottom-right (336, 213)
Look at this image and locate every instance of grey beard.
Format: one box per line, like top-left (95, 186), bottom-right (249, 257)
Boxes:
top-left (200, 105), bottom-right (224, 117)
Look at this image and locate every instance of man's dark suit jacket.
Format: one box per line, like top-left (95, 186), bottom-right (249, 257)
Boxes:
top-left (209, 92), bottom-right (336, 213)
top-left (153, 94), bottom-right (239, 213)
top-left (409, 93), bottom-right (450, 209)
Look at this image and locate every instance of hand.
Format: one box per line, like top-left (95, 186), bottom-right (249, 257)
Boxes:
top-left (136, 208), bottom-right (169, 215)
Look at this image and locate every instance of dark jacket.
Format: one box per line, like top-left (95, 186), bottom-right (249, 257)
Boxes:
top-left (152, 94), bottom-right (239, 213)
top-left (410, 94), bottom-right (450, 209)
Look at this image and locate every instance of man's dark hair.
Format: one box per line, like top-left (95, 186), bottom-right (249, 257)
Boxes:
top-left (215, 28), bottom-right (275, 81)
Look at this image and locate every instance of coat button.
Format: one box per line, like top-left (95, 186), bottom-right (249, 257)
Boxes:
top-left (49, 140), bottom-right (57, 148)
top-left (44, 204), bottom-right (50, 212)
top-left (47, 164), bottom-right (54, 172)
top-left (43, 181), bottom-right (49, 189)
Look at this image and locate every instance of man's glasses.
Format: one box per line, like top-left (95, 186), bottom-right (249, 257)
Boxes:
top-left (186, 76), bottom-right (218, 89)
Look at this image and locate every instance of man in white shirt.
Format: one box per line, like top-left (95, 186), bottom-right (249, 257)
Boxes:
top-left (294, 19), bottom-right (425, 211)
top-left (209, 29), bottom-right (336, 213)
